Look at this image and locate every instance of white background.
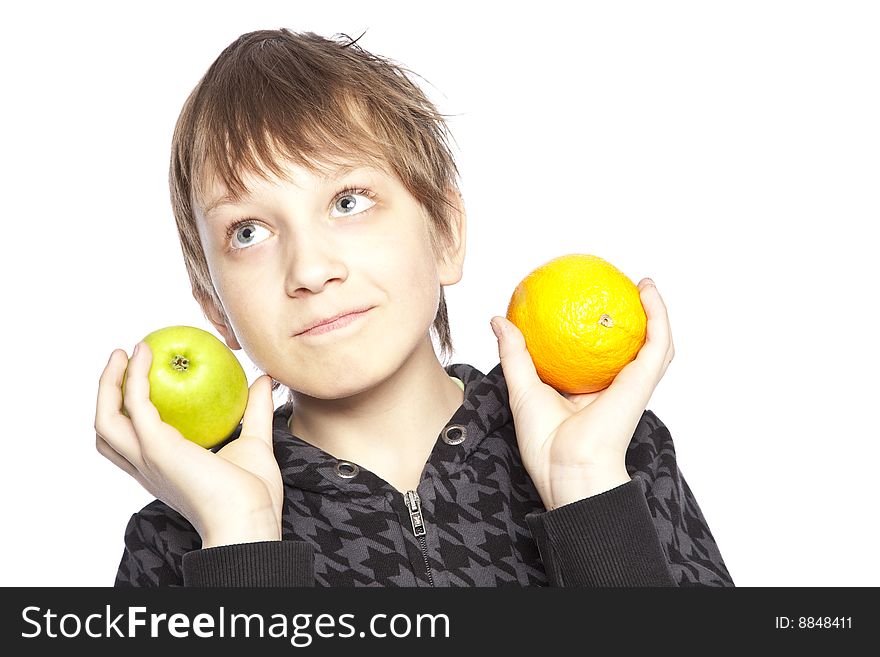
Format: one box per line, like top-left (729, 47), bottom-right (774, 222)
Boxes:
top-left (1, 0), bottom-right (877, 587)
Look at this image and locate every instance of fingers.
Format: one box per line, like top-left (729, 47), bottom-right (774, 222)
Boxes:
top-left (636, 279), bottom-right (675, 372)
top-left (491, 316), bottom-right (542, 407)
top-left (95, 349), bottom-right (144, 466)
top-left (605, 279), bottom-right (674, 407)
top-left (121, 341), bottom-right (208, 477)
top-left (239, 375), bottom-right (275, 447)
top-left (121, 341), bottom-right (165, 440)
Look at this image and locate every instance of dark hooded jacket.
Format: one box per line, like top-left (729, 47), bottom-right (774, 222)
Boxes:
top-left (115, 362), bottom-right (734, 587)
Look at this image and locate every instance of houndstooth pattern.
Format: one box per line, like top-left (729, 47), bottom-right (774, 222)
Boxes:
top-left (115, 362), bottom-right (733, 587)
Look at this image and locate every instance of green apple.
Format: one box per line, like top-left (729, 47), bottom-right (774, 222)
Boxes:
top-left (121, 325), bottom-right (249, 449)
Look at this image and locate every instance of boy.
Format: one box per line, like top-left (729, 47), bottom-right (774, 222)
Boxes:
top-left (95, 28), bottom-right (733, 586)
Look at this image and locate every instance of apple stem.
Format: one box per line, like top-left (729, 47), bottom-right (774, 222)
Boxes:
top-left (171, 354), bottom-right (190, 371)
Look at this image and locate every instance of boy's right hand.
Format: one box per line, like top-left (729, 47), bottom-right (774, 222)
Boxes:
top-left (94, 342), bottom-right (284, 548)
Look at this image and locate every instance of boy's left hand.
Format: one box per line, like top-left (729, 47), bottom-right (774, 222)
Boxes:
top-left (491, 278), bottom-right (674, 510)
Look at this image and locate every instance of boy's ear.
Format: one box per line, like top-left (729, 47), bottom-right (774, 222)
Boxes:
top-left (191, 287), bottom-right (242, 350)
top-left (437, 186), bottom-right (467, 286)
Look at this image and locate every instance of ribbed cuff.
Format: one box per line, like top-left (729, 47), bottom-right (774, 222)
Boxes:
top-left (181, 540), bottom-right (315, 587)
top-left (526, 477), bottom-right (677, 587)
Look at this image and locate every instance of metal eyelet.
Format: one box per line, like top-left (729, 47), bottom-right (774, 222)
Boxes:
top-left (441, 424), bottom-right (468, 445)
top-left (335, 461), bottom-right (359, 479)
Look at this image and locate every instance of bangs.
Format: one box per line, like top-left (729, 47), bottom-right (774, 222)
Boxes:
top-left (190, 89), bottom-right (388, 211)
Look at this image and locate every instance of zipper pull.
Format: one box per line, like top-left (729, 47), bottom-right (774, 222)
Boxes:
top-left (404, 490), bottom-right (426, 537)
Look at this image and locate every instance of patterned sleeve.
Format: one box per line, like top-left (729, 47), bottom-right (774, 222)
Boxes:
top-left (114, 499), bottom-right (316, 587)
top-left (114, 501), bottom-right (201, 586)
top-left (626, 410), bottom-right (734, 586)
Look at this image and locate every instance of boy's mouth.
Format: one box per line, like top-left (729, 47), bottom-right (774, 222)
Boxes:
top-left (294, 306), bottom-right (375, 337)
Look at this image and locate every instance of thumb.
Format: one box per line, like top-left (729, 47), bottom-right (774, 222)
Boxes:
top-left (491, 316), bottom-right (542, 400)
top-left (239, 375), bottom-right (275, 448)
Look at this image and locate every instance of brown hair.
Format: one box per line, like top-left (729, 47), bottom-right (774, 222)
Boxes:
top-left (168, 28), bottom-right (462, 383)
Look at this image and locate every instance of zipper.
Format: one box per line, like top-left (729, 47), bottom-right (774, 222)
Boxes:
top-left (403, 490), bottom-right (435, 587)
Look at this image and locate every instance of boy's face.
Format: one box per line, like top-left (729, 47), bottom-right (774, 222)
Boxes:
top-left (194, 156), bottom-right (465, 399)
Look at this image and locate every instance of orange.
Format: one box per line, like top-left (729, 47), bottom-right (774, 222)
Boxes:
top-left (505, 254), bottom-right (647, 394)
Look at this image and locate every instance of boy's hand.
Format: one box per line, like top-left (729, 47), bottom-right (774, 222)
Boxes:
top-left (95, 343), bottom-right (284, 548)
top-left (491, 279), bottom-right (674, 510)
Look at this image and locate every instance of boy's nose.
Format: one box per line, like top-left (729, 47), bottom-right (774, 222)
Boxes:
top-left (282, 237), bottom-right (349, 296)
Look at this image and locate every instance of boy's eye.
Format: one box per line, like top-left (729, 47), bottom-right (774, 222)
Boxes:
top-left (330, 191), bottom-right (375, 218)
top-left (223, 189), bottom-right (375, 252)
top-left (227, 221), bottom-right (271, 250)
